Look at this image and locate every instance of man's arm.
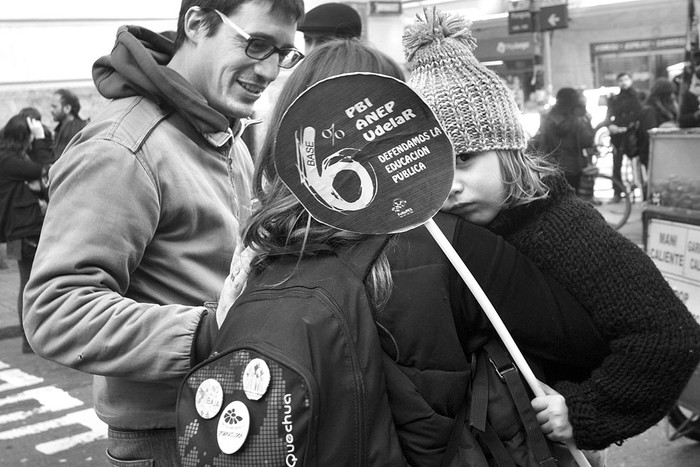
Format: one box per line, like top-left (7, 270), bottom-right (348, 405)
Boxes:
top-left (23, 140), bottom-right (209, 380)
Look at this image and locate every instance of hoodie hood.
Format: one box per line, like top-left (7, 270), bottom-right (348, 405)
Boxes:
top-left (93, 25), bottom-right (231, 138)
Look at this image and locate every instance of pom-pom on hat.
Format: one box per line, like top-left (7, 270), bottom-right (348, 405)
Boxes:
top-left (403, 7), bottom-right (526, 155)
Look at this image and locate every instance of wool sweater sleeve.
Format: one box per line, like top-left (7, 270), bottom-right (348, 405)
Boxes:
top-left (502, 189), bottom-right (700, 450)
top-left (449, 217), bottom-right (609, 371)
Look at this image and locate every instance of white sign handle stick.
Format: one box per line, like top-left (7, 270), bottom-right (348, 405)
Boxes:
top-left (423, 218), bottom-right (591, 467)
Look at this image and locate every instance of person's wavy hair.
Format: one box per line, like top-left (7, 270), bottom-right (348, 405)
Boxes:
top-left (244, 39), bottom-right (406, 309)
top-left (496, 147), bottom-right (559, 208)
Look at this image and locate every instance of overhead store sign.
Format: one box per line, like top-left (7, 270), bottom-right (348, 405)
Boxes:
top-left (507, 0), bottom-right (532, 34)
top-left (591, 36), bottom-right (686, 54)
top-left (507, 0), bottom-right (532, 10)
top-left (508, 10), bottom-right (533, 34)
top-left (474, 37), bottom-right (535, 61)
top-left (370, 1), bottom-right (401, 15)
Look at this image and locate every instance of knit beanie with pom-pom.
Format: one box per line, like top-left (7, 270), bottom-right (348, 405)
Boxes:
top-left (403, 7), bottom-right (527, 154)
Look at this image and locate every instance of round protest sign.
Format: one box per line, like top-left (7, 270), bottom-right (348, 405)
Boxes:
top-left (274, 72), bottom-right (454, 234)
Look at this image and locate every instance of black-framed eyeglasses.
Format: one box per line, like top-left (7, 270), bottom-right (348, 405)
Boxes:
top-left (214, 10), bottom-right (304, 69)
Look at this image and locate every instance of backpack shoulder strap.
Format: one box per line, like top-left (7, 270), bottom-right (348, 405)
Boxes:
top-left (483, 340), bottom-right (558, 467)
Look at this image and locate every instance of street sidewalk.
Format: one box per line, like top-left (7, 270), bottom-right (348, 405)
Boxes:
top-left (0, 203), bottom-right (645, 340)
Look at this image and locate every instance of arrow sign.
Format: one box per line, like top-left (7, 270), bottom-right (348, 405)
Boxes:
top-left (548, 13), bottom-right (560, 27)
top-left (539, 4), bottom-right (568, 31)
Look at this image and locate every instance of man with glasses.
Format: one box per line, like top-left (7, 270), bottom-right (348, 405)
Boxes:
top-left (23, 1), bottom-right (304, 465)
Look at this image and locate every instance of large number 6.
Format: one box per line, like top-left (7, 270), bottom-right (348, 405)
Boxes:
top-left (295, 127), bottom-right (377, 212)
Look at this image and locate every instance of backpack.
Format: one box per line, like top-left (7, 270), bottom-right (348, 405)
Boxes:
top-left (175, 236), bottom-right (406, 467)
top-left (442, 338), bottom-right (577, 467)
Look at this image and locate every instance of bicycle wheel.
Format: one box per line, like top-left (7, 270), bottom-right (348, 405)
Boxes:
top-left (587, 173), bottom-right (632, 230)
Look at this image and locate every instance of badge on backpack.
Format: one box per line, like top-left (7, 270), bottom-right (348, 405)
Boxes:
top-left (194, 378), bottom-right (224, 419)
top-left (217, 400), bottom-right (250, 454)
top-left (243, 358), bottom-right (271, 401)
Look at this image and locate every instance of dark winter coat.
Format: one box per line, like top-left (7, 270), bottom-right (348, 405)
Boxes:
top-left (0, 144), bottom-right (44, 242)
top-left (487, 174), bottom-right (700, 450)
top-left (53, 117), bottom-right (88, 161)
top-left (637, 100), bottom-right (677, 166)
top-left (378, 211), bottom-right (609, 465)
top-left (603, 87), bottom-right (643, 128)
top-left (536, 109), bottom-right (595, 176)
top-left (678, 90), bottom-right (700, 128)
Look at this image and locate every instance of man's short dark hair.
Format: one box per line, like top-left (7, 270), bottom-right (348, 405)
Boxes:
top-left (616, 72), bottom-right (631, 81)
top-left (297, 2), bottom-right (362, 38)
top-left (55, 89), bottom-right (81, 117)
top-left (173, 0), bottom-right (305, 51)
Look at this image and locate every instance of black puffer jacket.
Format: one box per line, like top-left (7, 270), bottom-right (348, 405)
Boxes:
top-left (379, 212), bottom-right (609, 465)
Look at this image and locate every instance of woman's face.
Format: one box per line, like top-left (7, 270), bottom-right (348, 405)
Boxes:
top-left (441, 150), bottom-right (507, 225)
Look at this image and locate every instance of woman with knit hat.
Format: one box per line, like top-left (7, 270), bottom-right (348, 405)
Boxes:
top-left (403, 5), bottom-right (700, 462)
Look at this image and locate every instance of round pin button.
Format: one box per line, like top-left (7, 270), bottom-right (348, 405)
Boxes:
top-left (242, 358), bottom-right (271, 401)
top-left (217, 400), bottom-right (250, 454)
top-left (195, 378), bottom-right (224, 419)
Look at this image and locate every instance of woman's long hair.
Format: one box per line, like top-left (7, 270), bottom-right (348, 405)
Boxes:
top-left (243, 39), bottom-right (406, 308)
top-left (645, 77), bottom-right (678, 122)
top-left (0, 114), bottom-right (31, 154)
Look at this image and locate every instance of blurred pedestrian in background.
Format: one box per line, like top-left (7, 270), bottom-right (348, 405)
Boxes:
top-left (19, 107), bottom-right (54, 166)
top-left (597, 72), bottom-right (643, 203)
top-left (533, 87), bottom-right (595, 193)
top-left (50, 88), bottom-right (88, 161)
top-left (635, 77), bottom-right (678, 197)
top-left (297, 2), bottom-right (362, 52)
top-left (679, 62), bottom-right (700, 128)
top-left (0, 114), bottom-right (49, 353)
